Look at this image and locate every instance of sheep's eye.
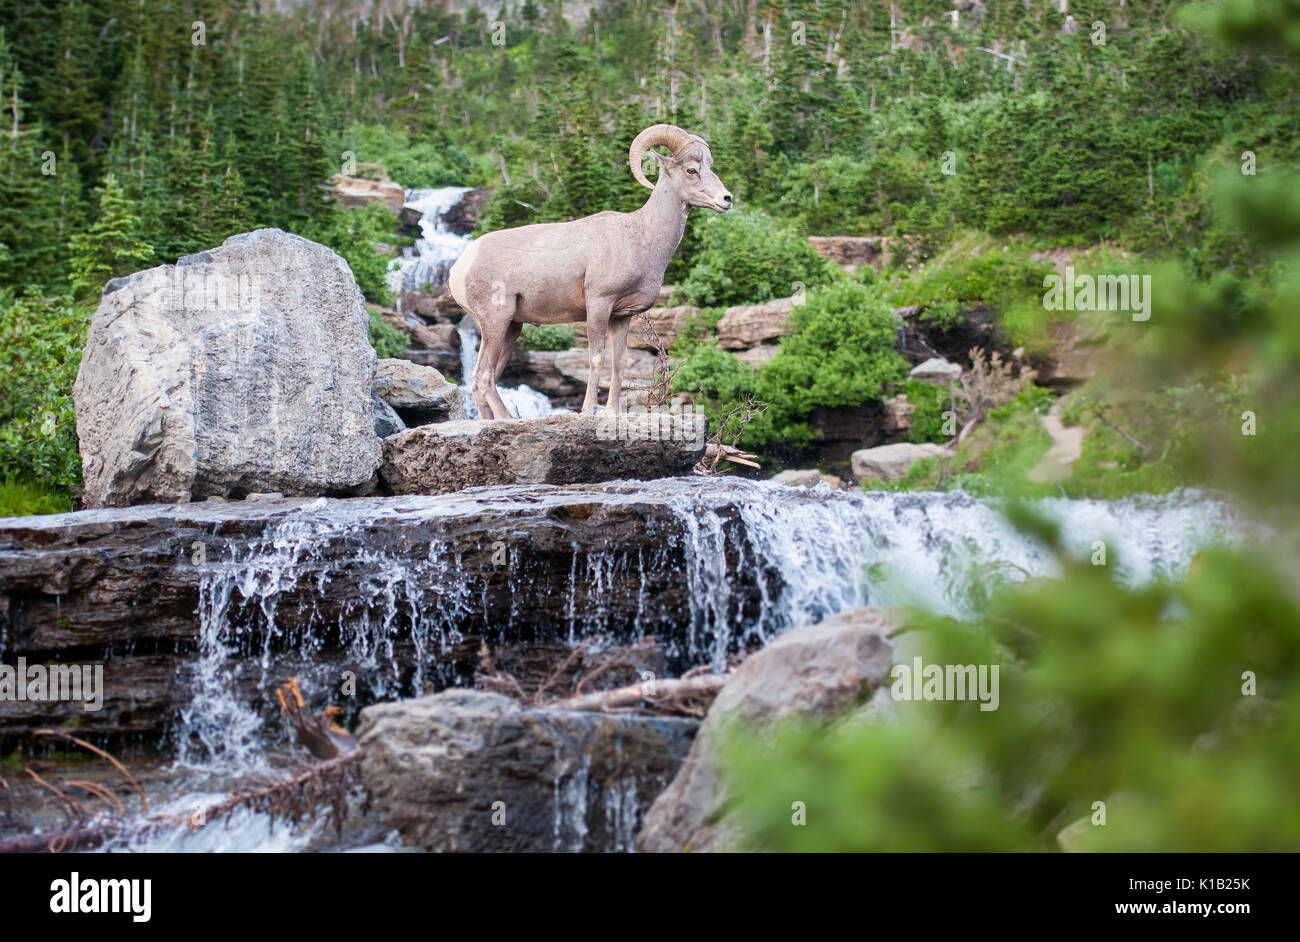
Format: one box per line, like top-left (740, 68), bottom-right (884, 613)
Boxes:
top-left (686, 167), bottom-right (697, 175)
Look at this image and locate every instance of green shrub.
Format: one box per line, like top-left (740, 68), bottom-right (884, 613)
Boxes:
top-left (673, 281), bottom-right (909, 450)
top-left (721, 542), bottom-right (1300, 851)
top-left (0, 292), bottom-right (89, 504)
top-left (903, 379), bottom-right (952, 445)
top-left (670, 307), bottom-right (727, 355)
top-left (749, 281), bottom-right (910, 446)
top-left (670, 343), bottom-right (759, 423)
top-left (368, 309), bottom-right (409, 359)
top-left (893, 250), bottom-right (1052, 324)
top-left (674, 208), bottom-right (835, 307)
top-left (307, 203), bottom-right (398, 305)
top-left (330, 123), bottom-right (476, 189)
top-left (517, 324), bottom-right (575, 351)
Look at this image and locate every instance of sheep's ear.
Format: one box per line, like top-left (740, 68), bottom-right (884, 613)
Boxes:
top-left (648, 151), bottom-right (678, 175)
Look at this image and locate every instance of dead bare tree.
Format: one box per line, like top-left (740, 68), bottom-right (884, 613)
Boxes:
top-left (946, 347), bottom-right (1034, 444)
top-left (639, 311), bottom-right (683, 409)
top-left (544, 672), bottom-right (730, 718)
top-left (696, 394), bottom-right (766, 474)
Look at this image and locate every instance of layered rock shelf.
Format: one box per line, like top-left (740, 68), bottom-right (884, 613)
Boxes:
top-left (379, 412), bottom-right (708, 495)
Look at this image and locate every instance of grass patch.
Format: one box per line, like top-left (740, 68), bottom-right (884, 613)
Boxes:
top-left (0, 479), bottom-right (73, 517)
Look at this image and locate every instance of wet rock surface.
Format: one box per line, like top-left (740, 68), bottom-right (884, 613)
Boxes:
top-left (359, 689), bottom-right (698, 852)
top-left (0, 480), bottom-right (1230, 758)
top-left (0, 479), bottom-right (780, 744)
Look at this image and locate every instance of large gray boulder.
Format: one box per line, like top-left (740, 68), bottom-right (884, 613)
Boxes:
top-left (358, 689), bottom-right (698, 852)
top-left (909, 356), bottom-right (963, 384)
top-left (380, 411), bottom-right (707, 495)
top-left (851, 442), bottom-right (949, 483)
top-left (636, 608), bottom-right (899, 852)
top-left (373, 358), bottom-right (466, 425)
top-left (73, 228), bottom-right (381, 507)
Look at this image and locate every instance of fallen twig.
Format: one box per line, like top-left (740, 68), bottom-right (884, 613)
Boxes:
top-left (63, 780), bottom-right (126, 815)
top-left (22, 768), bottom-right (82, 824)
top-left (0, 822), bottom-right (122, 854)
top-left (532, 637), bottom-right (597, 703)
top-left (35, 729), bottom-right (148, 813)
top-left (544, 672), bottom-right (730, 715)
top-left (157, 752), bottom-right (364, 837)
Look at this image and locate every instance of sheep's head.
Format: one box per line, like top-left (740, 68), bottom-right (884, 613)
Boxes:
top-left (629, 124), bottom-right (733, 213)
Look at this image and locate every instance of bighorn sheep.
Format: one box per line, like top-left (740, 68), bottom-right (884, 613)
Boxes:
top-left (448, 124), bottom-right (732, 419)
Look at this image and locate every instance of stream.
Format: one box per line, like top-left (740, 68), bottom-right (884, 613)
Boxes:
top-left (0, 477), bottom-right (1243, 852)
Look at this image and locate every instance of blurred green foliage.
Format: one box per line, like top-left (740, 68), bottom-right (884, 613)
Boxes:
top-left (718, 0), bottom-right (1300, 852)
top-left (0, 292), bottom-right (88, 500)
top-left (517, 324), bottom-right (575, 351)
top-left (0, 480), bottom-right (72, 517)
top-left (724, 543), bottom-right (1300, 851)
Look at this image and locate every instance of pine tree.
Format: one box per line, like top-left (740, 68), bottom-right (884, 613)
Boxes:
top-left (0, 31), bottom-right (62, 290)
top-left (69, 171), bottom-right (154, 295)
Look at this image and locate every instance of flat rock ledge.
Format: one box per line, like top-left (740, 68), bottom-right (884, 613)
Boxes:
top-left (380, 412), bottom-right (708, 495)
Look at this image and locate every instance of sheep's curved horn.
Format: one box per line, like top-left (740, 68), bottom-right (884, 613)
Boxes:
top-left (628, 124), bottom-right (696, 190)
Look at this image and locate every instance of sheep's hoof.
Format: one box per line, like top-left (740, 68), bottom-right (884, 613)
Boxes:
top-left (582, 405), bottom-right (605, 416)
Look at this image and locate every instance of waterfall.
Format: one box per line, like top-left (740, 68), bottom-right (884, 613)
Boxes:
top-left (172, 479), bottom-right (1241, 764)
top-left (385, 186), bottom-right (473, 299)
top-left (98, 478), bottom-right (1241, 852)
top-left (383, 184), bottom-right (557, 416)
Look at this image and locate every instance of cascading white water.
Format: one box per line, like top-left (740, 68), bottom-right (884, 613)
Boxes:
top-left (109, 478), bottom-right (1243, 852)
top-left (179, 481), bottom-right (1239, 731)
top-left (385, 186), bottom-right (473, 299)
top-left (384, 185), bottom-right (558, 417)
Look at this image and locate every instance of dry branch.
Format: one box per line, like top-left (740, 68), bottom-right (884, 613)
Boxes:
top-left (35, 728), bottom-right (148, 812)
top-left (544, 672), bottom-right (729, 715)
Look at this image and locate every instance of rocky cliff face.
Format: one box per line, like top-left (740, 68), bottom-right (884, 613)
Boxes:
top-left (73, 229), bottom-right (382, 508)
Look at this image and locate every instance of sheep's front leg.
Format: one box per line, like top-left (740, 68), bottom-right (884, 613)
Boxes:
top-left (607, 315), bottom-right (633, 414)
top-left (581, 298), bottom-right (614, 414)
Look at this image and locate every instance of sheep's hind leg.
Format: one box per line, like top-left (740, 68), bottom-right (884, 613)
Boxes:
top-left (492, 321), bottom-right (522, 387)
top-left (473, 316), bottom-right (516, 420)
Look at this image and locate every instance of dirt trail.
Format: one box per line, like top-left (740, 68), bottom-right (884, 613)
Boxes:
top-left (1027, 402), bottom-right (1086, 483)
